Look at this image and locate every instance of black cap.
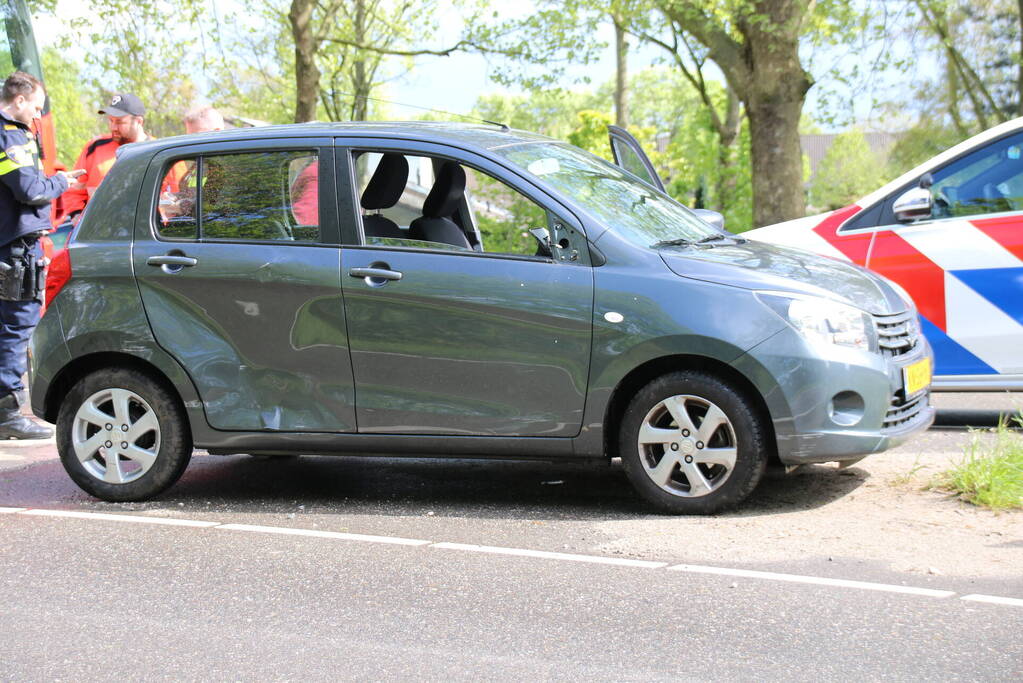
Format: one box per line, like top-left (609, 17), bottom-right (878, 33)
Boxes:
top-left (98, 93), bottom-right (145, 117)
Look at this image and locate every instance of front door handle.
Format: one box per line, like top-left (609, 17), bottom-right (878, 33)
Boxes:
top-left (147, 255), bottom-right (198, 268)
top-left (349, 266), bottom-right (403, 282)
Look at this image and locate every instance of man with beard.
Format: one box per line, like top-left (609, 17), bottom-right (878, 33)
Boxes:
top-left (62, 93), bottom-right (150, 218)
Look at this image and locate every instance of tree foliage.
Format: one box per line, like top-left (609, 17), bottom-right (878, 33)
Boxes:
top-left (40, 48), bottom-right (98, 167)
top-left (809, 129), bottom-right (885, 212)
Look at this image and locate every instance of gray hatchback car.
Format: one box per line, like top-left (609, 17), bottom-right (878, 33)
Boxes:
top-left (30, 122), bottom-right (934, 514)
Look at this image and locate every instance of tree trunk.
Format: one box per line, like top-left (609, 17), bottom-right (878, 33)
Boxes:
top-left (350, 0), bottom-right (370, 121)
top-left (740, 2), bottom-right (811, 227)
top-left (613, 16), bottom-right (628, 128)
top-left (713, 87), bottom-right (741, 214)
top-left (289, 0), bottom-right (320, 122)
top-left (658, 0), bottom-right (811, 227)
top-left (747, 96), bottom-right (806, 227)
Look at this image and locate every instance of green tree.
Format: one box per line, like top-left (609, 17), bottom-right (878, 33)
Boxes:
top-left (55, 0), bottom-right (204, 138)
top-left (809, 129), bottom-right (885, 211)
top-left (908, 0), bottom-right (1022, 135)
top-left (41, 48), bottom-right (98, 167)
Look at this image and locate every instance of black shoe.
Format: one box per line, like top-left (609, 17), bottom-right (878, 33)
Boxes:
top-left (0, 393), bottom-right (52, 440)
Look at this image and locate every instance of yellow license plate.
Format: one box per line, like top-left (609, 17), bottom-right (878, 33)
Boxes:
top-left (903, 357), bottom-right (932, 396)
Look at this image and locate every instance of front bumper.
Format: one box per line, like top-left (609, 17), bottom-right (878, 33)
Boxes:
top-left (737, 325), bottom-right (935, 466)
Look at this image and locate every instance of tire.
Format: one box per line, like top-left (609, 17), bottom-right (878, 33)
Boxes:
top-left (56, 368), bottom-right (192, 502)
top-left (618, 371), bottom-right (768, 515)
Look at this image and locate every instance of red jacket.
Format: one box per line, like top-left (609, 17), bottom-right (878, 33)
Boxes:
top-left (62, 135), bottom-right (120, 216)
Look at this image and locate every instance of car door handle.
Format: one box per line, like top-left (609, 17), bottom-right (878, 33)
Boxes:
top-left (147, 255), bottom-right (198, 267)
top-left (348, 266), bottom-right (402, 281)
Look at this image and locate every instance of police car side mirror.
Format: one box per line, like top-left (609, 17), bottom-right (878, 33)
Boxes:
top-left (894, 184), bottom-right (933, 223)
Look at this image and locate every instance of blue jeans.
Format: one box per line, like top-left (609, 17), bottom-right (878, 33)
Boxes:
top-left (0, 239), bottom-right (41, 396)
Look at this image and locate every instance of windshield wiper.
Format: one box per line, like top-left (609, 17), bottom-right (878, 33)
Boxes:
top-left (697, 234), bottom-right (730, 243)
top-left (652, 238), bottom-right (695, 248)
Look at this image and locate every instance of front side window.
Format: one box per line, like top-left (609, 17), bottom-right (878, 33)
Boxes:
top-left (351, 151), bottom-right (561, 258)
top-left (154, 150), bottom-right (320, 242)
top-left (930, 132), bottom-right (1023, 219)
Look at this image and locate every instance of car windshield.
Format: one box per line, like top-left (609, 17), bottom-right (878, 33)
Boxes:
top-left (493, 142), bottom-right (720, 248)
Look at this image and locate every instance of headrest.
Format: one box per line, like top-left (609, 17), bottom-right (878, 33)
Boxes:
top-left (422, 161), bottom-right (466, 218)
top-left (361, 154), bottom-right (409, 210)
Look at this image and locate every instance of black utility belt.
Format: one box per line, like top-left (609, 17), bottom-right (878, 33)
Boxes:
top-left (0, 235), bottom-right (46, 302)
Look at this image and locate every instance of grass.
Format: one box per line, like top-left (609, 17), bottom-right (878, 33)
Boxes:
top-left (931, 414), bottom-right (1023, 510)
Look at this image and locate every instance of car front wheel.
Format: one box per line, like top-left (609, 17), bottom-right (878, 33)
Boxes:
top-left (619, 371), bottom-right (768, 514)
top-left (56, 368), bottom-right (192, 502)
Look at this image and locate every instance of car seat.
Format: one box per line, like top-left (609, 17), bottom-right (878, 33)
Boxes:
top-left (409, 161), bottom-right (471, 248)
top-left (361, 154), bottom-right (410, 239)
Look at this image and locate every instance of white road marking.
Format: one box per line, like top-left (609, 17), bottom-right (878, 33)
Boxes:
top-left (961, 594), bottom-right (1023, 608)
top-left (217, 523), bottom-right (430, 546)
top-left (431, 542), bottom-right (668, 568)
top-left (668, 563), bottom-right (956, 598)
top-left (18, 508), bottom-right (219, 527)
top-left (5, 507), bottom-right (1020, 607)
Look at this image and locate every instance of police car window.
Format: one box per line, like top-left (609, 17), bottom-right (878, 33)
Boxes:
top-left (200, 151), bottom-right (319, 242)
top-left (931, 133), bottom-right (1023, 219)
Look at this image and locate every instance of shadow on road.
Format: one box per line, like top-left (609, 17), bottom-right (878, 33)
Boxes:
top-left (0, 451), bottom-right (869, 520)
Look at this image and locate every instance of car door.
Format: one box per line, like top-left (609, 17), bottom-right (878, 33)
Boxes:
top-left (608, 125), bottom-right (665, 192)
top-left (133, 138), bottom-right (357, 432)
top-left (862, 132), bottom-right (1023, 379)
top-left (336, 140), bottom-right (594, 436)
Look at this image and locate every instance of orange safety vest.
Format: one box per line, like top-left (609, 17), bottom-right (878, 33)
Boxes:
top-left (62, 135), bottom-right (120, 217)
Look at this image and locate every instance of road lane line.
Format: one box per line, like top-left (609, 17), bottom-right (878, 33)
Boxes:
top-left (668, 563), bottom-right (956, 598)
top-left (431, 542), bottom-right (668, 568)
top-left (8, 508), bottom-right (1021, 606)
top-left (217, 523), bottom-right (431, 546)
top-left (18, 509), bottom-right (219, 527)
top-left (961, 594), bottom-right (1023, 608)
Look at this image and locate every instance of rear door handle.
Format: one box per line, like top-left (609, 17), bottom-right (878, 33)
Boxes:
top-left (348, 266), bottom-right (402, 281)
top-left (147, 255), bottom-right (198, 267)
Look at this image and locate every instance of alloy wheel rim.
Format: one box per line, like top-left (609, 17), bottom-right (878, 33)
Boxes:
top-left (71, 388), bottom-right (161, 484)
top-left (637, 394), bottom-right (737, 498)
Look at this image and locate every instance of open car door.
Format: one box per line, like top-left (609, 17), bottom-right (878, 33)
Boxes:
top-left (608, 125), bottom-right (664, 193)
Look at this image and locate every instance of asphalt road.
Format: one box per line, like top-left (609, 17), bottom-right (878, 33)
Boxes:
top-left (1, 393), bottom-right (1021, 680)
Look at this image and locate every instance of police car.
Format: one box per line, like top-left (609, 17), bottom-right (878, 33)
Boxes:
top-left (747, 118), bottom-right (1023, 391)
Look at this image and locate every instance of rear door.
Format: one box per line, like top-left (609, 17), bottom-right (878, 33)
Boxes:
top-left (336, 140), bottom-right (594, 436)
top-left (133, 138), bottom-right (357, 432)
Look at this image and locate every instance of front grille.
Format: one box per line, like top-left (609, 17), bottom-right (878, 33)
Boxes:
top-left (882, 390), bottom-right (929, 432)
top-left (874, 310), bottom-right (920, 358)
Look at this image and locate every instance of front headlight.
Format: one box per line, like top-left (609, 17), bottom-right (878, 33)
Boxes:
top-left (756, 292), bottom-right (878, 352)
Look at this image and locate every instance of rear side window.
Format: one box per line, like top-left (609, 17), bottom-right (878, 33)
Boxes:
top-left (155, 150), bottom-right (320, 242)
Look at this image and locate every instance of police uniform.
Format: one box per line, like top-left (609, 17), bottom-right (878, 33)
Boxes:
top-left (0, 108), bottom-right (67, 438)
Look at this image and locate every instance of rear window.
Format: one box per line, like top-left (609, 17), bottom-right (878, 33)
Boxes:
top-left (154, 150), bottom-right (320, 243)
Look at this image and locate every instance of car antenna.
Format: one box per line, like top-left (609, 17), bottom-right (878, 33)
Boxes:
top-left (334, 92), bottom-right (510, 131)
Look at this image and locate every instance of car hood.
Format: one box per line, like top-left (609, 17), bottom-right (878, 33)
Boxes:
top-left (659, 239), bottom-right (906, 314)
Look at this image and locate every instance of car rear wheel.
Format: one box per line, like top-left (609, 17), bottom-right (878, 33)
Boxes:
top-left (56, 368), bottom-right (192, 502)
top-left (619, 371), bottom-right (768, 514)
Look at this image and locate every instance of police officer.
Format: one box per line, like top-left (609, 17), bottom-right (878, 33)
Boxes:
top-left (0, 72), bottom-right (77, 438)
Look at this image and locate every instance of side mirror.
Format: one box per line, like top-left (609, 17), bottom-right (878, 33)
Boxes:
top-left (529, 227), bottom-right (553, 257)
top-left (893, 186), bottom-right (933, 223)
top-left (693, 209), bottom-right (725, 231)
